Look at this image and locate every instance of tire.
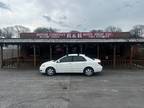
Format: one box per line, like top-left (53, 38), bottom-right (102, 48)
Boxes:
top-left (46, 67), bottom-right (56, 76)
top-left (83, 67), bottom-right (94, 76)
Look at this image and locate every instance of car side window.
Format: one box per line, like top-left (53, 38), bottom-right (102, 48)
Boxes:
top-left (73, 56), bottom-right (86, 62)
top-left (59, 56), bottom-right (72, 63)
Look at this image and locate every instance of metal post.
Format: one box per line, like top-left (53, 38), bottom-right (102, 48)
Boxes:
top-left (113, 45), bottom-right (116, 68)
top-left (33, 45), bottom-right (36, 67)
top-left (0, 45), bottom-right (3, 68)
top-left (17, 44), bottom-right (20, 68)
top-left (49, 45), bottom-right (52, 60)
top-left (66, 45), bottom-right (68, 54)
top-left (80, 44), bottom-right (83, 54)
top-left (97, 44), bottom-right (100, 58)
top-left (130, 45), bottom-right (133, 65)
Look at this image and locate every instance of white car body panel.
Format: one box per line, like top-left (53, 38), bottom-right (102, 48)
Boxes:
top-left (39, 54), bottom-right (103, 74)
top-left (71, 61), bottom-right (87, 73)
top-left (55, 62), bottom-right (72, 73)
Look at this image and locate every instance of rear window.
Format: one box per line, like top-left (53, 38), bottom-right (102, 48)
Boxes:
top-left (72, 56), bottom-right (86, 62)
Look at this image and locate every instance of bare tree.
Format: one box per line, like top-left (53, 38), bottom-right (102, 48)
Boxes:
top-left (105, 26), bottom-right (122, 32)
top-left (34, 27), bottom-right (57, 33)
top-left (130, 25), bottom-right (144, 38)
top-left (2, 27), bottom-right (14, 38)
top-left (70, 30), bottom-right (79, 33)
top-left (1, 25), bottom-right (30, 38)
top-left (90, 29), bottom-right (103, 32)
top-left (0, 29), bottom-right (3, 38)
top-left (14, 25), bottom-right (30, 38)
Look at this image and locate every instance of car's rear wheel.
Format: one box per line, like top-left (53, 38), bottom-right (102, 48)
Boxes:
top-left (83, 67), bottom-right (94, 76)
top-left (46, 67), bottom-right (56, 76)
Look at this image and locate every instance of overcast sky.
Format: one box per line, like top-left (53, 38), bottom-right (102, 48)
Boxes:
top-left (0, 0), bottom-right (144, 32)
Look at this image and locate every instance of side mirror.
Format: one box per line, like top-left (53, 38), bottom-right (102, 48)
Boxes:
top-left (56, 60), bottom-right (60, 63)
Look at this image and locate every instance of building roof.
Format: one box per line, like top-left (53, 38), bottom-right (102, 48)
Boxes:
top-left (0, 32), bottom-right (144, 44)
top-left (0, 38), bottom-right (144, 44)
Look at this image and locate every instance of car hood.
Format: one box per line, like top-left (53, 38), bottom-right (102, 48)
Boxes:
top-left (42, 60), bottom-right (55, 65)
top-left (44, 60), bottom-right (54, 64)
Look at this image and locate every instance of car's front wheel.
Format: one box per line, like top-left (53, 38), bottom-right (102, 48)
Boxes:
top-left (83, 67), bottom-right (94, 76)
top-left (46, 67), bottom-right (56, 76)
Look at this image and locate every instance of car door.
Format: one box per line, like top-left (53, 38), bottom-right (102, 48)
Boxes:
top-left (71, 56), bottom-right (87, 73)
top-left (55, 56), bottom-right (73, 73)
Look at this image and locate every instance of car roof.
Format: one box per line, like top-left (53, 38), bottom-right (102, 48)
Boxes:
top-left (67, 54), bottom-right (85, 56)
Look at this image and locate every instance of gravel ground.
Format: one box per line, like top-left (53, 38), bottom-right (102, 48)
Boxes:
top-left (0, 69), bottom-right (144, 108)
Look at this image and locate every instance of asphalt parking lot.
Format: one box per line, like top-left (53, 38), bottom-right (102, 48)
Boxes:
top-left (0, 69), bottom-right (144, 108)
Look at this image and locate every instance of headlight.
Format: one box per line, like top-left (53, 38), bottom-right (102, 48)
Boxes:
top-left (41, 64), bottom-right (46, 67)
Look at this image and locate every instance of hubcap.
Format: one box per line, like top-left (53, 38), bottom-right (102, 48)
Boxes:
top-left (85, 69), bottom-right (93, 76)
top-left (47, 68), bottom-right (54, 75)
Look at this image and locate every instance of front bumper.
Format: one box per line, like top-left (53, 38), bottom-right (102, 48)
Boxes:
top-left (39, 67), bottom-right (46, 74)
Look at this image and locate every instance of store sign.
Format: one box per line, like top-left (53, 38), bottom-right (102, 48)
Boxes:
top-left (20, 32), bottom-right (130, 39)
top-left (35, 32), bottom-right (113, 39)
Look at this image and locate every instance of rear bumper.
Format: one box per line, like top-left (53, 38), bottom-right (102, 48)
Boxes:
top-left (94, 65), bottom-right (103, 72)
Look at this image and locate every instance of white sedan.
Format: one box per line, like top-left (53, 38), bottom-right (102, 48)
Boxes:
top-left (39, 54), bottom-right (103, 76)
